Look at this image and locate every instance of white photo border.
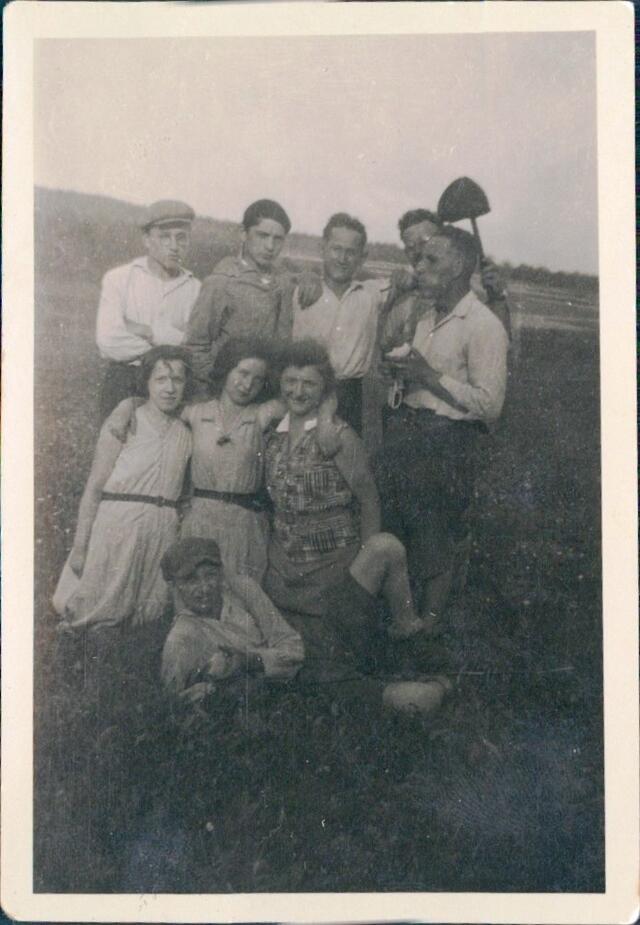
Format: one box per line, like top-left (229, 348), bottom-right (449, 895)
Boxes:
top-left (2, 2), bottom-right (637, 922)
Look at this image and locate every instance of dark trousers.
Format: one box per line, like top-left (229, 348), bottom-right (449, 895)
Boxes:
top-left (375, 407), bottom-right (483, 588)
top-left (99, 361), bottom-right (143, 420)
top-left (336, 377), bottom-right (363, 434)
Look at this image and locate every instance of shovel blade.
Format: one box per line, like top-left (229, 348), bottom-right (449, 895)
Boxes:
top-left (438, 177), bottom-right (491, 223)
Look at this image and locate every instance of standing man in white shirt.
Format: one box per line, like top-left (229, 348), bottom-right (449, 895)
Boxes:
top-left (291, 213), bottom-right (395, 436)
top-left (376, 224), bottom-right (509, 632)
top-left (96, 200), bottom-right (201, 418)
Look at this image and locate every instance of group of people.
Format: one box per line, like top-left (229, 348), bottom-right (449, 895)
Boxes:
top-left (54, 195), bottom-right (510, 718)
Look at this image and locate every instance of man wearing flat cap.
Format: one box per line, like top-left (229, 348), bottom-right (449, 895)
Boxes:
top-left (96, 200), bottom-right (201, 418)
top-left (160, 537), bottom-right (304, 701)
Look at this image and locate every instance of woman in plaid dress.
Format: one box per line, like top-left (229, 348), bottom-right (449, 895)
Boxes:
top-left (262, 339), bottom-right (453, 714)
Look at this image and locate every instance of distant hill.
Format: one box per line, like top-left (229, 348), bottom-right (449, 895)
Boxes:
top-left (35, 186), bottom-right (598, 295)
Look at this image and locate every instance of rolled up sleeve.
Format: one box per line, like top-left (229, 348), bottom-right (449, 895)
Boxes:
top-left (439, 316), bottom-right (509, 423)
top-left (227, 573), bottom-right (304, 680)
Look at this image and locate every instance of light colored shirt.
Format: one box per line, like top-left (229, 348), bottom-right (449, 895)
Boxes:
top-left (96, 257), bottom-right (201, 363)
top-left (292, 278), bottom-right (389, 380)
top-left (161, 570), bottom-right (304, 695)
top-left (183, 399), bottom-right (265, 493)
top-left (404, 290), bottom-right (509, 424)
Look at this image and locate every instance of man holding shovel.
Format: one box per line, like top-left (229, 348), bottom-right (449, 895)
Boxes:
top-left (381, 201), bottom-right (511, 358)
top-left (375, 224), bottom-right (509, 633)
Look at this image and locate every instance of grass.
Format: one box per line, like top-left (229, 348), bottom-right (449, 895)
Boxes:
top-left (33, 271), bottom-right (603, 894)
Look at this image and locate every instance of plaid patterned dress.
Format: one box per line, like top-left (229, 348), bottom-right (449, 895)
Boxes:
top-left (265, 420), bottom-right (359, 564)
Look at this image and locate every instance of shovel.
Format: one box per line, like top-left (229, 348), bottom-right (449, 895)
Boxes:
top-left (437, 176), bottom-right (510, 336)
top-left (438, 176), bottom-right (490, 255)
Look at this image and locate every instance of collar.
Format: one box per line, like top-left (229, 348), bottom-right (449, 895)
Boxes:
top-left (238, 251), bottom-right (277, 286)
top-left (200, 398), bottom-right (257, 428)
top-left (424, 289), bottom-right (476, 333)
top-left (132, 256), bottom-right (193, 281)
top-left (435, 288), bottom-right (475, 320)
top-left (322, 279), bottom-right (365, 299)
top-left (275, 413), bottom-right (318, 434)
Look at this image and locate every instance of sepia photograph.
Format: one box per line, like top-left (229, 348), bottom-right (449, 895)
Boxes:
top-left (2, 2), bottom-right (638, 923)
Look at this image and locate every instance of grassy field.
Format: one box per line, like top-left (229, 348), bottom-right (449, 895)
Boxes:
top-left (33, 258), bottom-right (603, 894)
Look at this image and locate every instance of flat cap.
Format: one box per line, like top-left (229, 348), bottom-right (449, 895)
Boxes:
top-left (161, 537), bottom-right (222, 581)
top-left (140, 200), bottom-right (196, 230)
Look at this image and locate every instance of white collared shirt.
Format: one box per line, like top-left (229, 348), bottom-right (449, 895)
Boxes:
top-left (292, 278), bottom-right (389, 380)
top-left (96, 256), bottom-right (201, 362)
top-left (274, 413), bottom-right (317, 434)
top-left (404, 290), bottom-right (509, 424)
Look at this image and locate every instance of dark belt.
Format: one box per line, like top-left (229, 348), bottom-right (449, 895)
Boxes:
top-left (399, 405), bottom-right (488, 434)
top-left (101, 491), bottom-right (179, 509)
top-left (193, 487), bottom-right (266, 513)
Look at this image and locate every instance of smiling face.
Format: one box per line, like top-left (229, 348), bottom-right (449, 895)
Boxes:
top-left (415, 235), bottom-right (463, 299)
top-left (401, 219), bottom-right (440, 269)
top-left (281, 365), bottom-right (326, 419)
top-left (175, 561), bottom-right (224, 619)
top-left (147, 359), bottom-right (187, 414)
top-left (143, 223), bottom-right (191, 277)
top-left (223, 357), bottom-right (268, 406)
top-left (242, 218), bottom-right (287, 273)
top-left (322, 226), bottom-right (366, 287)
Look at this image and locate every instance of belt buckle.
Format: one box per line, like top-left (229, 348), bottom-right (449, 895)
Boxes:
top-left (157, 497), bottom-right (167, 508)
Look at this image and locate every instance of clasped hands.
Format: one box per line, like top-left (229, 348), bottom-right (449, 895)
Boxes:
top-left (381, 346), bottom-right (441, 390)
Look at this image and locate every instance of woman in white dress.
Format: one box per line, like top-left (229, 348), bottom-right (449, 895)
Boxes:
top-left (57, 346), bottom-right (193, 629)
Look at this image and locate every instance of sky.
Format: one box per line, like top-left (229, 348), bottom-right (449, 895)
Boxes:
top-left (35, 32), bottom-right (598, 274)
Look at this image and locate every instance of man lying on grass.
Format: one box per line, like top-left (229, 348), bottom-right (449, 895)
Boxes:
top-left (161, 538), bottom-right (452, 716)
top-left (160, 537), bottom-right (304, 701)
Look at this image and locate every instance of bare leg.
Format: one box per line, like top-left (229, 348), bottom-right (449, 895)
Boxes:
top-left (349, 533), bottom-right (423, 638)
top-left (420, 568), bottom-right (454, 635)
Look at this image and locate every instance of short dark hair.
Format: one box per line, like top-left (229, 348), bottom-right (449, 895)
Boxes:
top-left (322, 213), bottom-right (367, 249)
top-left (435, 225), bottom-right (479, 279)
top-left (139, 345), bottom-right (194, 400)
top-left (208, 335), bottom-right (277, 399)
top-left (277, 339), bottom-right (337, 398)
top-left (242, 199), bottom-right (291, 234)
top-left (398, 209), bottom-right (441, 236)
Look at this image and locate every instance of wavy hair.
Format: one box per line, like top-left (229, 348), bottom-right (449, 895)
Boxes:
top-left (208, 336), bottom-right (278, 400)
top-left (277, 338), bottom-right (337, 398)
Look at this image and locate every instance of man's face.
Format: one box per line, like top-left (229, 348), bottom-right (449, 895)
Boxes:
top-left (175, 562), bottom-right (223, 618)
top-left (143, 224), bottom-right (191, 276)
top-left (243, 218), bottom-right (287, 273)
top-left (401, 219), bottom-right (440, 269)
top-left (281, 365), bottom-right (326, 419)
top-left (415, 236), bottom-right (462, 298)
top-left (322, 227), bottom-right (365, 286)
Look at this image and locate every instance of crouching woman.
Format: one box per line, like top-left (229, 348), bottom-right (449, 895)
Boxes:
top-left (160, 537), bottom-right (304, 701)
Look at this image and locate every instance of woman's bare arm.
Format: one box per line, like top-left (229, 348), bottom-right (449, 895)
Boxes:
top-left (68, 417), bottom-right (125, 576)
top-left (332, 428), bottom-right (381, 542)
